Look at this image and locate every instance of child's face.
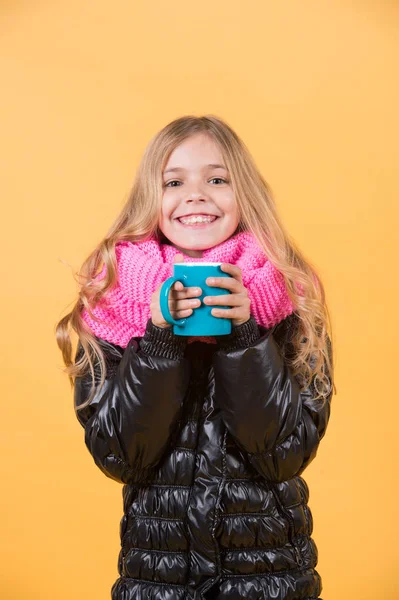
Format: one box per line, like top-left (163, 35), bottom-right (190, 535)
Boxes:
top-left (159, 133), bottom-right (240, 258)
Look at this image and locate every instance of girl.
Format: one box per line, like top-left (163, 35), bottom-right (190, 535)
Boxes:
top-left (56, 115), bottom-right (335, 600)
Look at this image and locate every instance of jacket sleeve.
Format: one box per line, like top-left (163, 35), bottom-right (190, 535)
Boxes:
top-left (73, 319), bottom-right (190, 484)
top-left (213, 315), bottom-right (332, 483)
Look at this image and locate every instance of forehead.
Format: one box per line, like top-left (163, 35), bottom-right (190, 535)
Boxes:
top-left (164, 162), bottom-right (227, 175)
top-left (163, 134), bottom-right (227, 173)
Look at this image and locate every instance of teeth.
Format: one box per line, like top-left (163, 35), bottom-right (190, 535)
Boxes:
top-left (179, 216), bottom-right (217, 224)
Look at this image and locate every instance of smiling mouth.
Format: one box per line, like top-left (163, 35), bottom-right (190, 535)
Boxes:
top-left (175, 216), bottom-right (220, 229)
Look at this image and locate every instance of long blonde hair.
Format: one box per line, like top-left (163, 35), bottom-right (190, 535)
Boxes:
top-left (55, 114), bottom-right (336, 415)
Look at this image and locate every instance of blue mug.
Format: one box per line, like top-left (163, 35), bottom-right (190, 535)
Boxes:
top-left (159, 263), bottom-right (233, 336)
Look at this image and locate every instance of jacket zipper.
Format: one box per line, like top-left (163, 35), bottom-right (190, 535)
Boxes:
top-left (270, 484), bottom-right (304, 568)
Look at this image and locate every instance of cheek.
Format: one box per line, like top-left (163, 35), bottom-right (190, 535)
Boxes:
top-left (160, 196), bottom-right (176, 220)
top-left (222, 193), bottom-right (238, 215)
top-left (226, 204), bottom-right (240, 224)
top-left (157, 210), bottom-right (168, 228)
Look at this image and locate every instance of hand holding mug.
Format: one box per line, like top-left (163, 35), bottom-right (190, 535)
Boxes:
top-left (150, 254), bottom-right (203, 329)
top-left (158, 260), bottom-right (245, 336)
top-left (203, 263), bottom-right (251, 327)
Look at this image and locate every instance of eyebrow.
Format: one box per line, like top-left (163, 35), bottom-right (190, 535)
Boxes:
top-left (163, 163), bottom-right (227, 174)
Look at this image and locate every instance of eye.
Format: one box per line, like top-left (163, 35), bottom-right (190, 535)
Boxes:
top-left (209, 177), bottom-right (228, 184)
top-left (163, 177), bottom-right (228, 187)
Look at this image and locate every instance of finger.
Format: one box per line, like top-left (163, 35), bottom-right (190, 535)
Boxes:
top-left (203, 294), bottom-right (247, 306)
top-left (173, 253), bottom-right (185, 263)
top-left (170, 297), bottom-right (201, 311)
top-left (172, 286), bottom-right (202, 299)
top-left (205, 276), bottom-right (242, 292)
top-left (173, 281), bottom-right (184, 291)
top-left (172, 307), bottom-right (193, 317)
top-left (210, 307), bottom-right (247, 318)
top-left (220, 263), bottom-right (243, 282)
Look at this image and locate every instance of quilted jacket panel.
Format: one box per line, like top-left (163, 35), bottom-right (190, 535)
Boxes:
top-left (74, 314), bottom-right (332, 600)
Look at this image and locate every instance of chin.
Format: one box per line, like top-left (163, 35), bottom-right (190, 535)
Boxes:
top-left (178, 239), bottom-right (222, 250)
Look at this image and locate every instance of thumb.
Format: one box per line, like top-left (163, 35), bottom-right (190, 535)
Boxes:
top-left (172, 253), bottom-right (185, 291)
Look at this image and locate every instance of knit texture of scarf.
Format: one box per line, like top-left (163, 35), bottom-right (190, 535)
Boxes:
top-left (81, 231), bottom-right (296, 347)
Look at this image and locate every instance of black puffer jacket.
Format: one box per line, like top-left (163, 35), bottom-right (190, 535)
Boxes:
top-left (74, 313), bottom-right (332, 600)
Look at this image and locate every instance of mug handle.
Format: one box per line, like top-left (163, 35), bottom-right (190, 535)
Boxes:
top-left (160, 276), bottom-right (187, 326)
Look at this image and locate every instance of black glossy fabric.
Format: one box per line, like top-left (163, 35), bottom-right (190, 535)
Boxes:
top-left (74, 313), bottom-right (332, 600)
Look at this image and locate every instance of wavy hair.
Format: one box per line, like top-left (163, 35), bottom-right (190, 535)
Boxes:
top-left (55, 114), bottom-right (336, 415)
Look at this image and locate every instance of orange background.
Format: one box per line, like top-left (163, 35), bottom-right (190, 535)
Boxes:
top-left (1, 1), bottom-right (398, 598)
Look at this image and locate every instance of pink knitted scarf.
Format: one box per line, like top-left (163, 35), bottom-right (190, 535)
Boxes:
top-left (81, 231), bottom-right (296, 347)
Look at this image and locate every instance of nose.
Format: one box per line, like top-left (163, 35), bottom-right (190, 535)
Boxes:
top-left (184, 177), bottom-right (209, 200)
top-left (187, 196), bottom-right (206, 203)
top-left (185, 192), bottom-right (208, 208)
top-left (187, 187), bottom-right (206, 199)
